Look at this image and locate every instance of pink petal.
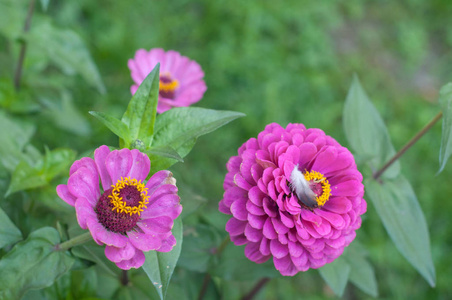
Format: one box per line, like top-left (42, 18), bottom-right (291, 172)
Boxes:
top-left (69, 157), bottom-right (98, 177)
top-left (244, 224), bottom-right (263, 242)
top-left (67, 168), bottom-right (100, 206)
top-left (56, 184), bottom-right (76, 206)
top-left (157, 234), bottom-right (177, 252)
top-left (225, 218), bottom-right (246, 236)
top-left (146, 170), bottom-right (175, 195)
top-left (94, 145), bottom-right (112, 190)
top-left (105, 148), bottom-right (133, 184)
top-left (87, 219), bottom-right (127, 247)
top-left (141, 194), bottom-right (182, 220)
top-left (230, 198), bottom-right (248, 221)
top-left (137, 216), bottom-right (173, 234)
top-left (105, 242), bottom-right (136, 263)
top-left (245, 242), bottom-right (269, 263)
top-left (270, 239), bottom-right (289, 258)
top-left (273, 255), bottom-right (298, 276)
top-left (74, 197), bottom-right (96, 230)
top-left (116, 250), bottom-right (146, 270)
top-left (127, 231), bottom-right (162, 251)
top-left (129, 149), bottom-right (150, 181)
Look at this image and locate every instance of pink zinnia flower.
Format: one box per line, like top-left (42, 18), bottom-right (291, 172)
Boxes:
top-left (128, 48), bottom-right (207, 113)
top-left (219, 123), bottom-right (366, 276)
top-left (57, 145), bottom-right (182, 269)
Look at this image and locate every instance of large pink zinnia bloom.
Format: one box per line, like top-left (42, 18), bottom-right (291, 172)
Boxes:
top-left (219, 123), bottom-right (366, 276)
top-left (57, 145), bottom-right (182, 270)
top-left (128, 48), bottom-right (207, 113)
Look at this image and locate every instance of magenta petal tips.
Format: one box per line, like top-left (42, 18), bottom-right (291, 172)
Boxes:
top-left (219, 123), bottom-right (367, 276)
top-left (57, 145), bottom-right (182, 270)
top-left (128, 48), bottom-right (207, 113)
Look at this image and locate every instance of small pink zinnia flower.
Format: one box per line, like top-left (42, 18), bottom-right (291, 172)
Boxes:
top-left (128, 48), bottom-right (207, 113)
top-left (57, 145), bottom-right (182, 269)
top-left (219, 123), bottom-right (366, 276)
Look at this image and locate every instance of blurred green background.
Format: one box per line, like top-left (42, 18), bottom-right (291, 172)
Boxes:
top-left (1, 0), bottom-right (452, 299)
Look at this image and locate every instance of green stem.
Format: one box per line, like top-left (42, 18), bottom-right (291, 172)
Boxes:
top-left (54, 232), bottom-right (92, 251)
top-left (373, 111), bottom-right (443, 180)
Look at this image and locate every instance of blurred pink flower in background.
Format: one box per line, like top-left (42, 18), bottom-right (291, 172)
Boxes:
top-left (219, 123), bottom-right (366, 276)
top-left (128, 48), bottom-right (207, 113)
top-left (57, 145), bottom-right (182, 269)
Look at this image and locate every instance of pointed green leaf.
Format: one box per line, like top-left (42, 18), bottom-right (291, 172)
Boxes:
top-left (147, 146), bottom-right (184, 162)
top-left (366, 176), bottom-right (435, 286)
top-left (89, 111), bottom-right (131, 145)
top-left (318, 257), bottom-right (351, 297)
top-left (29, 18), bottom-right (105, 94)
top-left (0, 227), bottom-right (74, 299)
top-left (342, 243), bottom-right (378, 297)
top-left (150, 107), bottom-right (245, 172)
top-left (438, 83), bottom-right (452, 173)
top-left (6, 160), bottom-right (46, 196)
top-left (343, 75), bottom-right (400, 178)
top-left (42, 147), bottom-right (76, 180)
top-left (0, 207), bottom-right (22, 248)
top-left (6, 148), bottom-right (75, 196)
top-left (0, 111), bottom-right (35, 171)
top-left (122, 64), bottom-right (160, 148)
top-left (142, 217), bottom-right (183, 300)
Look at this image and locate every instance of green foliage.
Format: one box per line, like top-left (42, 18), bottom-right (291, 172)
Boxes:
top-left (142, 218), bottom-right (183, 300)
top-left (318, 257), bottom-right (351, 297)
top-left (120, 64), bottom-right (160, 149)
top-left (0, 227), bottom-right (74, 299)
top-left (0, 206), bottom-right (23, 248)
top-left (6, 147), bottom-right (76, 196)
top-left (366, 177), bottom-right (436, 287)
top-left (438, 82), bottom-right (452, 173)
top-left (149, 107), bottom-right (245, 173)
top-left (343, 75), bottom-right (400, 178)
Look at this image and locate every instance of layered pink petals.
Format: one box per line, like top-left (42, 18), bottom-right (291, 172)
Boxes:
top-left (128, 48), bottom-right (207, 113)
top-left (57, 146), bottom-right (182, 270)
top-left (219, 123), bottom-right (366, 276)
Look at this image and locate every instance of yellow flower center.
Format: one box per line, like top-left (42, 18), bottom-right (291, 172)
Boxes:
top-left (108, 177), bottom-right (149, 216)
top-left (159, 73), bottom-right (179, 94)
top-left (303, 170), bottom-right (331, 207)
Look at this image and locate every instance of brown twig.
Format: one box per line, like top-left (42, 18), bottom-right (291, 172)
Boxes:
top-left (373, 111), bottom-right (443, 180)
top-left (241, 277), bottom-right (271, 300)
top-left (13, 0), bottom-right (36, 91)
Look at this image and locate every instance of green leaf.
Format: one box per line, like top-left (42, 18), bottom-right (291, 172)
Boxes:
top-left (29, 18), bottom-right (105, 94)
top-left (42, 90), bottom-right (91, 136)
top-left (42, 147), bottom-right (76, 180)
top-left (0, 227), bottom-right (74, 299)
top-left (0, 111), bottom-right (35, 171)
top-left (318, 257), bottom-right (351, 297)
top-left (40, 0), bottom-right (50, 11)
top-left (366, 176), bottom-right (436, 286)
top-left (6, 160), bottom-right (47, 196)
top-left (147, 146), bottom-right (184, 162)
top-left (0, 206), bottom-right (22, 248)
top-left (142, 217), bottom-right (183, 300)
top-left (150, 107), bottom-right (245, 172)
top-left (6, 147), bottom-right (76, 196)
top-left (343, 75), bottom-right (400, 178)
top-left (178, 224), bottom-right (222, 272)
top-left (438, 82), bottom-right (452, 174)
top-left (90, 111), bottom-right (131, 144)
top-left (210, 242), bottom-right (280, 281)
top-left (121, 64), bottom-right (160, 148)
top-left (342, 243), bottom-right (378, 297)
